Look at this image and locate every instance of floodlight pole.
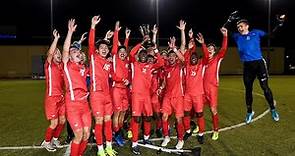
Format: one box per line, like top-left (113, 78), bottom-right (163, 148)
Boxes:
top-left (156, 0), bottom-right (159, 45)
top-left (267, 0), bottom-right (271, 70)
top-left (50, 0), bottom-right (54, 39)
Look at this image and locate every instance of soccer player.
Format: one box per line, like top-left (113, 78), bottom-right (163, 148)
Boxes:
top-left (233, 19), bottom-right (279, 124)
top-left (202, 27), bottom-right (228, 141)
top-left (62, 19), bottom-right (91, 156)
top-left (161, 20), bottom-right (187, 150)
top-left (88, 15), bottom-right (117, 156)
top-left (41, 29), bottom-right (65, 152)
top-left (129, 38), bottom-right (164, 155)
top-left (111, 21), bottom-right (131, 146)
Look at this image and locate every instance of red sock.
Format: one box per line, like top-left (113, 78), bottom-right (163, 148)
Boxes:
top-left (113, 125), bottom-right (120, 133)
top-left (78, 140), bottom-right (88, 156)
top-left (53, 124), bottom-right (65, 138)
top-left (212, 114), bottom-right (219, 131)
top-left (131, 117), bottom-right (139, 142)
top-left (177, 122), bottom-right (184, 141)
top-left (197, 116), bottom-right (205, 133)
top-left (104, 120), bottom-right (112, 142)
top-left (70, 142), bottom-right (80, 156)
top-left (143, 120), bottom-right (151, 136)
top-left (95, 124), bottom-right (103, 145)
top-left (156, 119), bottom-right (162, 130)
top-left (183, 116), bottom-right (191, 131)
top-left (162, 120), bottom-right (169, 137)
top-left (45, 127), bottom-right (54, 142)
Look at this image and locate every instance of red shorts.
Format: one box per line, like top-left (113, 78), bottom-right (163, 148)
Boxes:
top-left (65, 99), bottom-right (91, 132)
top-left (184, 93), bottom-right (204, 113)
top-left (112, 87), bottom-right (129, 112)
top-left (162, 96), bottom-right (184, 118)
top-left (44, 95), bottom-right (65, 120)
top-left (90, 91), bottom-right (113, 117)
top-left (151, 93), bottom-right (161, 113)
top-left (204, 85), bottom-right (218, 109)
top-left (132, 93), bottom-right (153, 117)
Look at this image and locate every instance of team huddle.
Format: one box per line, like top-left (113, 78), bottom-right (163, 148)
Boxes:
top-left (41, 14), bottom-right (280, 156)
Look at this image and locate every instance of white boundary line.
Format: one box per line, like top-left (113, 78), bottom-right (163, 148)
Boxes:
top-left (0, 87), bottom-right (272, 150)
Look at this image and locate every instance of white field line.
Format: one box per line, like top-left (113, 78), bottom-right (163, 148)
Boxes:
top-left (0, 87), bottom-right (273, 150)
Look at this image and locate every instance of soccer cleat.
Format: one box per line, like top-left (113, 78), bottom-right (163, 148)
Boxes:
top-left (105, 146), bottom-right (118, 156)
top-left (127, 130), bottom-right (133, 139)
top-left (41, 140), bottom-right (56, 152)
top-left (271, 109), bottom-right (280, 121)
top-left (161, 136), bottom-right (171, 147)
top-left (193, 126), bottom-right (199, 134)
top-left (97, 149), bottom-right (106, 156)
top-left (245, 111), bottom-right (255, 124)
top-left (131, 145), bottom-right (141, 155)
top-left (197, 135), bottom-right (204, 144)
top-left (183, 130), bottom-right (193, 141)
top-left (156, 128), bottom-right (163, 138)
top-left (114, 133), bottom-right (125, 147)
top-left (142, 138), bottom-right (153, 145)
top-left (52, 139), bottom-right (63, 148)
top-left (175, 140), bottom-right (184, 150)
top-left (211, 131), bottom-right (219, 140)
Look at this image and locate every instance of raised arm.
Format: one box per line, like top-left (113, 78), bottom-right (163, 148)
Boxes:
top-left (177, 20), bottom-right (186, 54)
top-left (112, 21), bottom-right (121, 55)
top-left (152, 49), bottom-right (165, 69)
top-left (196, 33), bottom-right (209, 64)
top-left (89, 15), bottom-right (101, 58)
top-left (124, 27), bottom-right (131, 50)
top-left (152, 24), bottom-right (158, 45)
top-left (129, 43), bottom-right (142, 62)
top-left (78, 32), bottom-right (88, 45)
top-left (168, 36), bottom-right (185, 63)
top-left (62, 19), bottom-right (77, 63)
top-left (218, 27), bottom-right (228, 58)
top-left (47, 29), bottom-right (60, 63)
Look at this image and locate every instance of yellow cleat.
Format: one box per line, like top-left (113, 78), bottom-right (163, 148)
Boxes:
top-left (127, 130), bottom-right (133, 139)
top-left (105, 146), bottom-right (118, 156)
top-left (193, 126), bottom-right (199, 134)
top-left (97, 149), bottom-right (106, 156)
top-left (211, 131), bottom-right (219, 140)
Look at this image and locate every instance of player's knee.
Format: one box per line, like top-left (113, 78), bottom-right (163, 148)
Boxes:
top-left (196, 112), bottom-right (204, 118)
top-left (104, 115), bottom-right (112, 122)
top-left (162, 113), bottom-right (169, 121)
top-left (95, 117), bottom-right (104, 124)
top-left (59, 116), bottom-right (66, 124)
top-left (133, 116), bottom-right (141, 123)
top-left (143, 116), bottom-right (152, 122)
top-left (176, 117), bottom-right (183, 123)
top-left (83, 130), bottom-right (90, 140)
top-left (211, 107), bottom-right (218, 115)
top-left (50, 119), bottom-right (58, 129)
top-left (184, 111), bottom-right (191, 116)
top-left (73, 131), bottom-right (83, 143)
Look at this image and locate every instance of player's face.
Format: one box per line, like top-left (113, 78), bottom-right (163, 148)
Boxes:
top-left (190, 54), bottom-right (198, 65)
top-left (161, 52), bottom-right (168, 60)
top-left (168, 52), bottom-right (177, 65)
top-left (208, 45), bottom-right (216, 59)
top-left (53, 48), bottom-right (62, 63)
top-left (138, 51), bottom-right (147, 63)
top-left (147, 56), bottom-right (155, 64)
top-left (237, 23), bottom-right (249, 34)
top-left (70, 48), bottom-right (82, 63)
top-left (97, 44), bottom-right (109, 58)
top-left (118, 48), bottom-right (127, 61)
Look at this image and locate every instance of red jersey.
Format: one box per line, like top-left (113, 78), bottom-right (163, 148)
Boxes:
top-left (150, 69), bottom-right (164, 94)
top-left (164, 62), bottom-right (184, 97)
top-left (112, 30), bottom-right (130, 88)
top-left (44, 61), bottom-right (64, 96)
top-left (184, 44), bottom-right (209, 96)
top-left (204, 36), bottom-right (228, 87)
top-left (88, 28), bottom-right (113, 94)
top-left (130, 44), bottom-right (164, 95)
top-left (63, 61), bottom-right (88, 101)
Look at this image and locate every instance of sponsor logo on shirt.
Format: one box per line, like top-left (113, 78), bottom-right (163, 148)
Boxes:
top-left (103, 63), bottom-right (111, 71)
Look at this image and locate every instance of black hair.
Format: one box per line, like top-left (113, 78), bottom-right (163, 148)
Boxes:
top-left (118, 45), bottom-right (127, 52)
top-left (95, 39), bottom-right (111, 49)
top-left (237, 19), bottom-right (249, 25)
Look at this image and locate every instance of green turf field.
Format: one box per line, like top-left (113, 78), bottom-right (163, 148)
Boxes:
top-left (0, 76), bottom-right (294, 156)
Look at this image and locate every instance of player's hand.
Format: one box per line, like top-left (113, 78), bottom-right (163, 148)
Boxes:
top-left (156, 88), bottom-right (163, 96)
top-left (195, 33), bottom-right (204, 44)
top-left (168, 36), bottom-right (176, 49)
top-left (176, 20), bottom-right (186, 31)
top-left (105, 30), bottom-right (114, 40)
top-left (220, 27), bottom-right (228, 36)
top-left (53, 29), bottom-right (60, 39)
top-left (79, 32), bottom-right (88, 43)
top-left (91, 15), bottom-right (101, 28)
top-left (68, 19), bottom-right (77, 33)
top-left (152, 24), bottom-right (158, 35)
top-left (115, 21), bottom-right (121, 31)
top-left (139, 26), bottom-right (145, 37)
top-left (146, 24), bottom-right (151, 34)
top-left (188, 28), bottom-right (193, 39)
top-left (125, 27), bottom-right (131, 38)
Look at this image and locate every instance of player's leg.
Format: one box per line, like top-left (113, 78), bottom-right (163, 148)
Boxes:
top-left (183, 94), bottom-right (193, 141)
top-left (161, 97), bottom-right (172, 147)
top-left (174, 97), bottom-right (185, 149)
top-left (79, 106), bottom-right (91, 156)
top-left (52, 98), bottom-right (66, 148)
top-left (194, 97), bottom-right (205, 144)
top-left (243, 62), bottom-right (256, 124)
top-left (208, 87), bottom-right (219, 140)
top-left (130, 94), bottom-right (143, 155)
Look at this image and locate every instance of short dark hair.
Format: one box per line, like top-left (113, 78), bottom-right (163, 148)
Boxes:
top-left (237, 19), bottom-right (249, 25)
top-left (118, 45), bottom-right (127, 51)
top-left (95, 39), bottom-right (111, 49)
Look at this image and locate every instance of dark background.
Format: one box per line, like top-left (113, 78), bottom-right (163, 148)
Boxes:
top-left (0, 0), bottom-right (294, 47)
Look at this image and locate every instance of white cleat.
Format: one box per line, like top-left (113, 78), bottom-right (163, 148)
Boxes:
top-left (52, 139), bottom-right (63, 148)
top-left (161, 136), bottom-right (171, 147)
top-left (175, 140), bottom-right (184, 150)
top-left (41, 140), bottom-right (56, 152)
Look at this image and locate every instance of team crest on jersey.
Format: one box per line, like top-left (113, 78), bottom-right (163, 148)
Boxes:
top-left (190, 71), bottom-right (196, 77)
top-left (80, 68), bottom-right (86, 76)
top-left (142, 67), bottom-right (147, 74)
top-left (103, 63), bottom-right (111, 71)
top-left (246, 36), bottom-right (251, 40)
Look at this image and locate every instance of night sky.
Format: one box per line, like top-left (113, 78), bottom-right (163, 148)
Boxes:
top-left (1, 0), bottom-right (294, 48)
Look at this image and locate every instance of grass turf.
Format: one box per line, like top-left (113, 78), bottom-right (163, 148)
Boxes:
top-left (0, 76), bottom-right (294, 156)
